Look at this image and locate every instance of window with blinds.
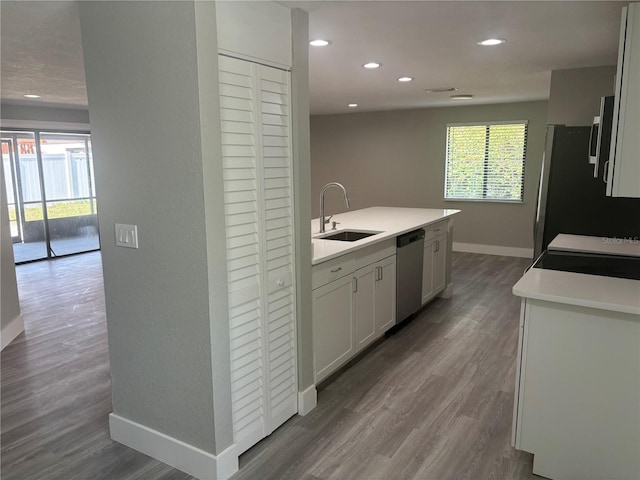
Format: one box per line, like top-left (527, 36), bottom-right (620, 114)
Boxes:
top-left (444, 121), bottom-right (528, 202)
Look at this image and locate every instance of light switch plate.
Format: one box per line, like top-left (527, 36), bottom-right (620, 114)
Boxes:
top-left (115, 223), bottom-right (138, 249)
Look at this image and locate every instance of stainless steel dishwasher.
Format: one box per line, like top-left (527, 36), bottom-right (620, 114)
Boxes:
top-left (396, 228), bottom-right (425, 324)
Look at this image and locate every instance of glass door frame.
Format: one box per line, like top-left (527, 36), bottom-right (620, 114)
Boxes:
top-left (2, 138), bottom-right (25, 243)
top-left (1, 127), bottom-right (98, 263)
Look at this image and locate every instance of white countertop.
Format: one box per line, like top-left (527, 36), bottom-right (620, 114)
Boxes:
top-left (549, 233), bottom-right (640, 257)
top-left (311, 207), bottom-right (460, 265)
top-left (514, 234), bottom-right (640, 315)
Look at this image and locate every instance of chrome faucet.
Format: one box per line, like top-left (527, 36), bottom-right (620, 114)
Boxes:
top-left (319, 182), bottom-right (350, 233)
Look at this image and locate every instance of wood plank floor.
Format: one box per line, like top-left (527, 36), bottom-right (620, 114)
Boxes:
top-left (2, 251), bottom-right (543, 479)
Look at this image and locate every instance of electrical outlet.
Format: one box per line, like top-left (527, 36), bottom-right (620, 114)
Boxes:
top-left (115, 223), bottom-right (138, 249)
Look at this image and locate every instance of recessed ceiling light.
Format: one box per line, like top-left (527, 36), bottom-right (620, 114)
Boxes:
top-left (23, 94), bottom-right (41, 98)
top-left (425, 87), bottom-right (458, 94)
top-left (451, 94), bottom-right (474, 100)
top-left (363, 62), bottom-right (381, 69)
top-left (348, 103), bottom-right (358, 108)
top-left (477, 38), bottom-right (506, 46)
top-left (309, 39), bottom-right (330, 47)
top-left (398, 77), bottom-right (413, 82)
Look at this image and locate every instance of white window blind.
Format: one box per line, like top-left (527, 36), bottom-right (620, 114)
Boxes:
top-left (444, 121), bottom-right (528, 202)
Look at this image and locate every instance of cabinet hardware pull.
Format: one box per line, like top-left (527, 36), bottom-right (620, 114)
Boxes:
top-left (434, 228), bottom-right (440, 232)
top-left (352, 277), bottom-right (358, 293)
top-left (435, 240), bottom-right (439, 253)
top-left (330, 267), bottom-right (342, 273)
top-left (602, 160), bottom-right (610, 184)
top-left (379, 266), bottom-right (383, 281)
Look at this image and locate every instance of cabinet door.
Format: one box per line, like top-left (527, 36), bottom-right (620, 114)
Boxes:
top-left (375, 255), bottom-right (397, 334)
top-left (312, 275), bottom-right (354, 383)
top-left (422, 239), bottom-right (435, 305)
top-left (608, 3), bottom-right (640, 198)
top-left (354, 265), bottom-right (376, 353)
top-left (433, 233), bottom-right (447, 294)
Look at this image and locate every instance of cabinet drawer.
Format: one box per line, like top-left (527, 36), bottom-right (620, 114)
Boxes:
top-left (425, 220), bottom-right (448, 240)
top-left (354, 239), bottom-right (396, 270)
top-left (312, 255), bottom-right (356, 290)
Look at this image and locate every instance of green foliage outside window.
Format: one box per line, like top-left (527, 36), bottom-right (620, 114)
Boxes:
top-left (8, 199), bottom-right (97, 222)
top-left (445, 122), bottom-right (527, 202)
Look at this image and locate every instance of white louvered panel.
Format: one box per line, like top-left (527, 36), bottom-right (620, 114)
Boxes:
top-left (262, 113), bottom-right (288, 127)
top-left (219, 83), bottom-right (253, 100)
top-left (224, 156), bottom-right (254, 168)
top-left (265, 205), bottom-right (291, 220)
top-left (263, 146), bottom-right (289, 158)
top-left (222, 121), bottom-right (253, 135)
top-left (263, 157), bottom-right (289, 168)
top-left (259, 64), bottom-right (297, 435)
top-left (266, 235), bottom-right (290, 251)
top-left (261, 79), bottom-right (287, 95)
top-left (221, 108), bottom-right (252, 124)
top-left (220, 96), bottom-right (253, 112)
top-left (262, 125), bottom-right (288, 137)
top-left (220, 55), bottom-right (266, 450)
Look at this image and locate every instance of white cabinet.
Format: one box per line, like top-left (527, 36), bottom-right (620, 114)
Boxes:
top-left (607, 2), bottom-right (640, 198)
top-left (312, 240), bottom-right (396, 383)
top-left (219, 55), bottom-right (297, 455)
top-left (354, 254), bottom-right (397, 353)
top-left (312, 274), bottom-right (355, 382)
top-left (353, 264), bottom-right (376, 352)
top-left (432, 234), bottom-right (447, 294)
top-left (513, 298), bottom-right (640, 479)
top-left (422, 221), bottom-right (448, 305)
top-left (374, 255), bottom-right (397, 335)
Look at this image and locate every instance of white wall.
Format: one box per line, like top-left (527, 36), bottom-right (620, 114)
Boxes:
top-left (79, 0), bottom-right (230, 454)
top-left (311, 101), bottom-right (548, 253)
top-left (1, 166), bottom-right (23, 350)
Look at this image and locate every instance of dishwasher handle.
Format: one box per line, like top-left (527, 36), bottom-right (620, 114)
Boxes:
top-left (397, 229), bottom-right (425, 248)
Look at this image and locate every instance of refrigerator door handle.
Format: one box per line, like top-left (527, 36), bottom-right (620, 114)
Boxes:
top-left (603, 160), bottom-right (610, 184)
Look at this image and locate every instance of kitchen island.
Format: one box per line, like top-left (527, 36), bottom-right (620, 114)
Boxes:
top-left (512, 234), bottom-right (640, 480)
top-left (310, 207), bottom-right (460, 383)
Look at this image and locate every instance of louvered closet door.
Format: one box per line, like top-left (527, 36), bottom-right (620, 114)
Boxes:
top-left (219, 55), bottom-right (297, 455)
top-left (259, 65), bottom-right (297, 432)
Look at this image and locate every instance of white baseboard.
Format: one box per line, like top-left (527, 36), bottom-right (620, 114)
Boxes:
top-left (109, 413), bottom-right (239, 480)
top-left (297, 384), bottom-right (317, 416)
top-left (453, 242), bottom-right (533, 259)
top-left (1, 314), bottom-right (24, 351)
top-left (439, 283), bottom-right (454, 299)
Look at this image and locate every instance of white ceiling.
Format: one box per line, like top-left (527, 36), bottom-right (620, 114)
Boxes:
top-left (0, 1), bottom-right (629, 115)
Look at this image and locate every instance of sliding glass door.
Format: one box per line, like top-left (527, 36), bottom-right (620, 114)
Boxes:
top-left (39, 133), bottom-right (99, 256)
top-left (1, 130), bottom-right (99, 263)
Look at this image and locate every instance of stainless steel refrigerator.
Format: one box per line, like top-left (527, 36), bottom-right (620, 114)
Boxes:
top-left (534, 124), bottom-right (640, 258)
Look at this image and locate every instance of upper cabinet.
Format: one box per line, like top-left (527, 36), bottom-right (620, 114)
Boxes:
top-left (607, 2), bottom-right (640, 198)
top-left (216, 1), bottom-right (292, 69)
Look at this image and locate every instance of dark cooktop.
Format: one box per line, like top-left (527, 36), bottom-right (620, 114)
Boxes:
top-left (533, 250), bottom-right (640, 280)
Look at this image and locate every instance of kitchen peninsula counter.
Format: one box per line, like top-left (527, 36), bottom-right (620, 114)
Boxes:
top-left (511, 234), bottom-right (640, 480)
top-left (513, 234), bottom-right (640, 315)
top-left (310, 206), bottom-right (459, 383)
top-left (311, 207), bottom-right (460, 265)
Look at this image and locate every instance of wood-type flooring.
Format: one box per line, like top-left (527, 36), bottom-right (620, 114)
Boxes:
top-left (1, 251), bottom-right (542, 479)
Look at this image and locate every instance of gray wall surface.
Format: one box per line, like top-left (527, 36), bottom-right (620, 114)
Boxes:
top-left (311, 101), bottom-right (549, 250)
top-left (1, 167), bottom-right (21, 341)
top-left (79, 1), bottom-right (230, 453)
top-left (1, 103), bottom-right (90, 126)
top-left (547, 66), bottom-right (616, 126)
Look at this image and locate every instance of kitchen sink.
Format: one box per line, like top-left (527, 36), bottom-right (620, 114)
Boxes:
top-left (317, 230), bottom-right (381, 242)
